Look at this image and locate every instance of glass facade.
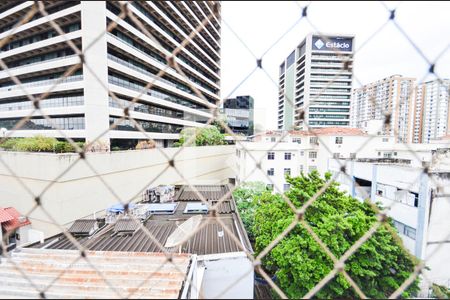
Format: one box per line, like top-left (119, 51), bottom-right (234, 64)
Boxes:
top-left (0, 95), bottom-right (83, 112)
top-left (1, 22), bottom-right (81, 52)
top-left (0, 116), bottom-right (85, 130)
top-left (109, 97), bottom-right (207, 123)
top-left (110, 117), bottom-right (183, 134)
top-left (108, 74), bottom-right (208, 110)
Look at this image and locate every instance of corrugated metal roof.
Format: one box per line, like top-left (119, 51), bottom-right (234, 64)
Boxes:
top-left (210, 200), bottom-right (236, 214)
top-left (36, 217), bottom-right (246, 255)
top-left (176, 185), bottom-right (231, 201)
top-left (254, 282), bottom-right (273, 299)
top-left (30, 185), bottom-right (253, 256)
top-left (68, 219), bottom-right (97, 235)
top-left (0, 248), bottom-right (191, 299)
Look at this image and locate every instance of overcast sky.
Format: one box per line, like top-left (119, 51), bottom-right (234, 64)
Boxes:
top-left (220, 1), bottom-right (450, 131)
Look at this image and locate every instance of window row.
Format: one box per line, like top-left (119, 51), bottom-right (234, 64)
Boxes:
top-left (108, 97), bottom-right (207, 123)
top-left (110, 26), bottom-right (218, 86)
top-left (393, 220), bottom-right (416, 240)
top-left (8, 48), bottom-right (76, 69)
top-left (2, 22), bottom-right (80, 52)
top-left (0, 73), bottom-right (83, 91)
top-left (110, 117), bottom-right (183, 134)
top-left (108, 74), bottom-right (207, 110)
top-left (0, 116), bottom-right (85, 130)
top-left (266, 184), bottom-right (291, 192)
top-left (0, 95), bottom-right (83, 112)
top-left (267, 152), bottom-right (291, 160)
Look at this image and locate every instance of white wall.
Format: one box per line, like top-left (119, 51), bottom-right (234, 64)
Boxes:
top-left (0, 146), bottom-right (235, 237)
top-left (198, 252), bottom-right (254, 299)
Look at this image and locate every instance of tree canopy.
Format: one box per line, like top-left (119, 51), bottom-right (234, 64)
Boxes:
top-left (174, 126), bottom-right (225, 147)
top-left (232, 181), bottom-right (268, 241)
top-left (252, 171), bottom-right (419, 298)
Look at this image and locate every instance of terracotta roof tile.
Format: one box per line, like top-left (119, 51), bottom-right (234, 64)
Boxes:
top-left (2, 207), bottom-right (31, 232)
top-left (0, 248), bottom-right (191, 299)
top-left (0, 208), bottom-right (14, 223)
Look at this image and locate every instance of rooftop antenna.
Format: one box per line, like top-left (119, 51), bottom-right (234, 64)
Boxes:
top-left (164, 215), bottom-right (202, 253)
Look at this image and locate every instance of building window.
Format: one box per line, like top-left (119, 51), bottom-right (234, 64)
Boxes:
top-left (383, 152), bottom-right (392, 158)
top-left (378, 152), bottom-right (381, 156)
top-left (394, 152), bottom-right (397, 156)
top-left (267, 184), bottom-right (274, 191)
top-left (309, 151), bottom-right (317, 159)
top-left (309, 166), bottom-right (317, 173)
top-left (300, 165), bottom-right (304, 173)
top-left (285, 152), bottom-right (292, 160)
top-left (310, 137), bottom-right (318, 144)
top-left (270, 137), bottom-right (276, 142)
top-left (267, 168), bottom-right (274, 176)
top-left (292, 137), bottom-right (301, 144)
top-left (404, 226), bottom-right (416, 240)
top-left (333, 153), bottom-right (340, 159)
top-left (350, 153), bottom-right (356, 159)
top-left (283, 184), bottom-right (290, 192)
top-left (382, 137), bottom-right (389, 142)
top-left (284, 168), bottom-right (291, 175)
top-left (300, 151), bottom-right (304, 156)
top-left (335, 137), bottom-right (343, 144)
top-left (267, 152), bottom-right (275, 160)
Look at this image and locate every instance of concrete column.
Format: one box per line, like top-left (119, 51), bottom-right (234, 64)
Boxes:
top-left (350, 160), bottom-right (355, 198)
top-left (415, 172), bottom-right (430, 259)
top-left (370, 164), bottom-right (378, 201)
top-left (81, 1), bottom-right (110, 150)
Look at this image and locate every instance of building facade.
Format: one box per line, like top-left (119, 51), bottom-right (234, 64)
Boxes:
top-left (0, 1), bottom-right (221, 149)
top-left (235, 127), bottom-right (393, 192)
top-left (329, 153), bottom-right (450, 297)
top-left (278, 33), bottom-right (354, 130)
top-left (223, 95), bottom-right (254, 136)
top-left (413, 79), bottom-right (450, 143)
top-left (350, 75), bottom-right (416, 143)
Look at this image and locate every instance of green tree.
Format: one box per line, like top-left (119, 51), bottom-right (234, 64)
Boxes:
top-left (232, 181), bottom-right (268, 241)
top-left (175, 126), bottom-right (225, 147)
top-left (253, 171), bottom-right (420, 299)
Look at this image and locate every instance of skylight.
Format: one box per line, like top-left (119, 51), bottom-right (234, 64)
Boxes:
top-left (184, 202), bottom-right (208, 214)
top-left (148, 203), bottom-right (179, 215)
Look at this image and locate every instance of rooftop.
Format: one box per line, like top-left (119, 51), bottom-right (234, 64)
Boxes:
top-left (0, 207), bottom-right (31, 233)
top-left (29, 185), bottom-right (252, 256)
top-left (262, 127), bottom-right (367, 137)
top-left (0, 248), bottom-right (191, 299)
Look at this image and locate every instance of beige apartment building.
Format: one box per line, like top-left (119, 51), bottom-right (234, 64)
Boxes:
top-left (351, 75), bottom-right (450, 144)
top-left (350, 75), bottom-right (416, 143)
top-left (413, 79), bottom-right (450, 143)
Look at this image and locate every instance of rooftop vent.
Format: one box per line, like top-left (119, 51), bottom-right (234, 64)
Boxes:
top-left (114, 218), bottom-right (140, 235)
top-left (184, 202), bottom-right (208, 214)
top-left (68, 219), bottom-right (98, 237)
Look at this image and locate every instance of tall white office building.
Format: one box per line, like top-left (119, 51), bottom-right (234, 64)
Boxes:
top-left (0, 1), bottom-right (221, 149)
top-left (278, 33), bottom-right (354, 130)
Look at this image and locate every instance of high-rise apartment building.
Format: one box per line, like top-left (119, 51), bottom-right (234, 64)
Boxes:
top-left (0, 1), bottom-right (220, 149)
top-left (413, 79), bottom-right (450, 143)
top-left (350, 75), bottom-right (415, 143)
top-left (223, 95), bottom-right (254, 136)
top-left (278, 33), bottom-right (354, 130)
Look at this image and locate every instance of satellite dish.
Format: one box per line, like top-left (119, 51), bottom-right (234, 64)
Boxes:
top-left (164, 215), bottom-right (202, 248)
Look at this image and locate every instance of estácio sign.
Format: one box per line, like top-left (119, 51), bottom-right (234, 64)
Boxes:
top-left (312, 36), bottom-right (353, 52)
